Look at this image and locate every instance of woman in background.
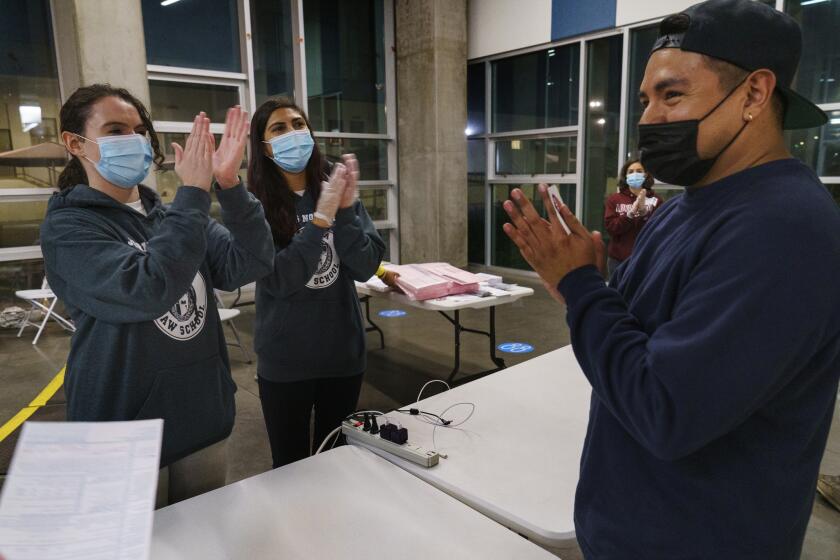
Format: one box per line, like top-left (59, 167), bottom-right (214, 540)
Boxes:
top-left (604, 159), bottom-right (662, 277)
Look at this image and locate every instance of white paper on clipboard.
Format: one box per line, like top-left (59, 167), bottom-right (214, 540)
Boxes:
top-left (0, 420), bottom-right (163, 560)
top-left (547, 185), bottom-right (572, 235)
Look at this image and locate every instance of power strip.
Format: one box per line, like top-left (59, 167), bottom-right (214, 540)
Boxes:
top-left (342, 420), bottom-right (439, 467)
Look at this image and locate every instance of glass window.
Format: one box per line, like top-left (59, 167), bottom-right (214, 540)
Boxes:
top-left (359, 188), bottom-right (388, 221)
top-left (250, 0), bottom-right (295, 104)
top-left (304, 0), bottom-right (387, 133)
top-left (492, 44), bottom-right (580, 133)
top-left (583, 35), bottom-right (623, 235)
top-left (468, 139), bottom-right (486, 264)
top-left (787, 0), bottom-right (840, 105)
top-left (376, 229), bottom-right (391, 262)
top-left (149, 81), bottom-right (240, 123)
top-left (495, 137), bottom-right (577, 176)
top-left (787, 110), bottom-right (840, 178)
top-left (467, 63), bottom-right (486, 136)
top-left (316, 137), bottom-right (388, 181)
top-left (0, 0), bottom-right (62, 193)
top-left (142, 0), bottom-right (241, 72)
top-left (624, 25), bottom-right (659, 159)
top-left (491, 183), bottom-right (576, 269)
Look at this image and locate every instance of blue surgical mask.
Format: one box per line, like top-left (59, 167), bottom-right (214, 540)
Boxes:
top-left (79, 133), bottom-right (153, 189)
top-left (265, 129), bottom-right (314, 173)
top-left (626, 172), bottom-right (646, 189)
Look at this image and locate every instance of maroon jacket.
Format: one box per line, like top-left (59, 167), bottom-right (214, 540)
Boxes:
top-left (604, 186), bottom-right (663, 261)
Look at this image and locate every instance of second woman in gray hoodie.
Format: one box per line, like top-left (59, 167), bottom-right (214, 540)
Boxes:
top-left (248, 97), bottom-right (384, 468)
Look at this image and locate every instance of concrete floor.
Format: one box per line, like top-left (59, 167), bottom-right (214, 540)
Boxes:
top-left (1, 272), bottom-right (839, 558)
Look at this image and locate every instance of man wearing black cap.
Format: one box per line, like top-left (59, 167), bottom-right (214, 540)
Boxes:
top-left (503, 0), bottom-right (840, 557)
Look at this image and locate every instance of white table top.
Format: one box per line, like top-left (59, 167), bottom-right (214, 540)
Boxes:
top-left (356, 282), bottom-right (534, 311)
top-left (151, 445), bottom-right (556, 560)
top-left (0, 246), bottom-right (42, 263)
top-left (350, 345), bottom-right (591, 546)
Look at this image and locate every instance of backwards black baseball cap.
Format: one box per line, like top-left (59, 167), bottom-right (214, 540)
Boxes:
top-left (651, 0), bottom-right (827, 130)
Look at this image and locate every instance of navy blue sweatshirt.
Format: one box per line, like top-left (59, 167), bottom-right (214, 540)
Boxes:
top-left (558, 159), bottom-right (840, 559)
top-left (254, 192), bottom-right (384, 382)
top-left (41, 183), bottom-right (274, 466)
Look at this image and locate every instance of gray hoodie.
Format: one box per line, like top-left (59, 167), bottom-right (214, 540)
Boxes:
top-left (254, 191), bottom-right (384, 382)
top-left (40, 182), bottom-right (273, 465)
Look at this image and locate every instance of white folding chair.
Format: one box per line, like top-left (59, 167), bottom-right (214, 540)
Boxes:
top-left (215, 290), bottom-right (251, 363)
top-left (15, 278), bottom-right (75, 345)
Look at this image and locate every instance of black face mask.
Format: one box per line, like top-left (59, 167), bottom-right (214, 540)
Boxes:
top-left (638, 79), bottom-right (750, 186)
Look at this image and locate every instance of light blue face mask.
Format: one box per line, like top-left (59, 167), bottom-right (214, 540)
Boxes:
top-left (626, 172), bottom-right (646, 189)
top-left (79, 133), bottom-right (153, 189)
top-left (265, 129), bottom-right (314, 173)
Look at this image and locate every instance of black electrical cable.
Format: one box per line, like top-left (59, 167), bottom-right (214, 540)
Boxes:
top-left (396, 408), bottom-right (452, 426)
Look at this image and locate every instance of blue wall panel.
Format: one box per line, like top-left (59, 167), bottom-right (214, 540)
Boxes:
top-left (551, 0), bottom-right (617, 41)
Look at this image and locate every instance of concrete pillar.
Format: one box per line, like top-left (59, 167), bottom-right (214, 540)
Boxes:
top-left (396, 0), bottom-right (468, 266)
top-left (51, 0), bottom-right (150, 106)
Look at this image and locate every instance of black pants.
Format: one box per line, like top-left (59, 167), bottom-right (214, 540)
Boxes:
top-left (258, 373), bottom-right (364, 469)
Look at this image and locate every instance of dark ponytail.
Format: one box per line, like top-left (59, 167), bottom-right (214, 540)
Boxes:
top-left (247, 97), bottom-right (326, 247)
top-left (57, 84), bottom-right (164, 191)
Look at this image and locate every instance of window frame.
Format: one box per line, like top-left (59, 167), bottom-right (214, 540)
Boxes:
top-left (141, 0), bottom-right (400, 260)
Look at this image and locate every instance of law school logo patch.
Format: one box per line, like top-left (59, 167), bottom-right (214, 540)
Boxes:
top-left (154, 272), bottom-right (208, 341)
top-left (306, 230), bottom-right (340, 289)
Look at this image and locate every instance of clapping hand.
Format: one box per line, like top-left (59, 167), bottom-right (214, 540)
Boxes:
top-left (339, 154), bottom-right (360, 208)
top-left (503, 185), bottom-right (606, 304)
top-left (630, 189), bottom-right (649, 217)
top-left (314, 163), bottom-right (348, 227)
top-left (213, 106), bottom-right (250, 189)
top-left (173, 112), bottom-right (214, 192)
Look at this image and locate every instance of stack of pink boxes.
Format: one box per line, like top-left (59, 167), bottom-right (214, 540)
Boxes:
top-left (387, 263), bottom-right (483, 301)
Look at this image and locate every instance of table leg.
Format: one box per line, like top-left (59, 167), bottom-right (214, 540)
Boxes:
top-left (488, 306), bottom-right (506, 370)
top-left (362, 295), bottom-right (385, 350)
top-left (439, 307), bottom-right (506, 386)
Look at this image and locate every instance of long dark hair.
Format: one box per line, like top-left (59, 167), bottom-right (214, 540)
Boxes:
top-left (57, 84), bottom-right (164, 191)
top-left (618, 158), bottom-right (654, 191)
top-left (247, 97), bottom-right (326, 247)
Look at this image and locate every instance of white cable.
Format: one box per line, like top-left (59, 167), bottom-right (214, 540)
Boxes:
top-left (314, 426), bottom-right (342, 455)
top-left (427, 402), bottom-right (477, 453)
top-left (438, 402), bottom-right (476, 427)
top-left (416, 379), bottom-right (451, 404)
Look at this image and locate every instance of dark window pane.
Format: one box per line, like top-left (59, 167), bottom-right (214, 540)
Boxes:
top-left (495, 137), bottom-right (577, 175)
top-left (468, 139), bottom-right (486, 264)
top-left (376, 229), bottom-right (391, 262)
top-left (492, 44), bottom-right (580, 132)
top-left (491, 184), bottom-right (576, 269)
top-left (625, 25), bottom-right (659, 159)
top-left (584, 36), bottom-right (623, 236)
top-left (304, 0), bottom-right (386, 133)
top-left (787, 109), bottom-right (840, 178)
top-left (142, 0), bottom-right (241, 72)
top-left (0, 0), bottom-right (62, 193)
top-left (316, 137), bottom-right (388, 181)
top-left (150, 82), bottom-right (239, 123)
top-left (250, 0), bottom-right (295, 104)
top-left (467, 63), bottom-right (486, 136)
top-left (787, 0), bottom-right (840, 105)
top-left (824, 184), bottom-right (840, 208)
top-left (359, 188), bottom-right (388, 221)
